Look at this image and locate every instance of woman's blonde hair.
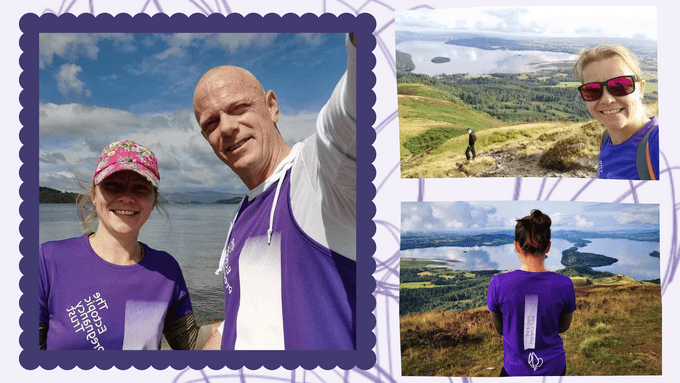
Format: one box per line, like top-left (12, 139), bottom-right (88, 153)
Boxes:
top-left (572, 44), bottom-right (646, 83)
top-left (75, 182), bottom-right (168, 233)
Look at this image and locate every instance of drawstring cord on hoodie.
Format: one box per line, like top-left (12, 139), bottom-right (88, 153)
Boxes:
top-left (214, 145), bottom-right (300, 275)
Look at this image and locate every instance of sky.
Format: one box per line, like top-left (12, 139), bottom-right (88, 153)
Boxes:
top-left (38, 33), bottom-right (348, 194)
top-left (395, 6), bottom-right (657, 40)
top-left (401, 201), bottom-right (660, 234)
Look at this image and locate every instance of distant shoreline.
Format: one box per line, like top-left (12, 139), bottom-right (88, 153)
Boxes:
top-left (38, 186), bottom-right (242, 204)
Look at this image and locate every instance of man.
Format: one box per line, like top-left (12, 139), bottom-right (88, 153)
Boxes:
top-left (466, 127), bottom-right (477, 160)
top-left (192, 34), bottom-right (356, 350)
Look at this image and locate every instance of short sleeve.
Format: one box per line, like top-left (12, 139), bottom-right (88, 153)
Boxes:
top-left (163, 253), bottom-right (193, 321)
top-left (38, 244), bottom-right (51, 324)
top-left (563, 277), bottom-right (577, 314)
top-left (487, 276), bottom-right (499, 313)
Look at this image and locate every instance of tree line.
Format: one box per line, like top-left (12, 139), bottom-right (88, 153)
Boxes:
top-left (397, 71), bottom-right (596, 123)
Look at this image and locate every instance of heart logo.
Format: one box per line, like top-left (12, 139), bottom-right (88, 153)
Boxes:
top-left (528, 352), bottom-right (543, 371)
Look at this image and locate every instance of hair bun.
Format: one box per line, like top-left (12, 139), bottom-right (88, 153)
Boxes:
top-left (515, 209), bottom-right (552, 255)
top-left (531, 209), bottom-right (551, 228)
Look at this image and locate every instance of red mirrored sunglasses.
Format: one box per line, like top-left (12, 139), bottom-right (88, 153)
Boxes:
top-left (578, 75), bottom-right (638, 101)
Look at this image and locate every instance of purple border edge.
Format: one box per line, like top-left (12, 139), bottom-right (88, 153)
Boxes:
top-left (18, 12), bottom-right (378, 371)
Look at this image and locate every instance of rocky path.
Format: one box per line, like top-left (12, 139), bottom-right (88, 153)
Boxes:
top-left (475, 150), bottom-right (598, 178)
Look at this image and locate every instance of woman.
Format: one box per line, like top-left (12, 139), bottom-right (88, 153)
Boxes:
top-left (39, 140), bottom-right (199, 350)
top-left (573, 45), bottom-right (658, 180)
top-left (487, 210), bottom-right (576, 376)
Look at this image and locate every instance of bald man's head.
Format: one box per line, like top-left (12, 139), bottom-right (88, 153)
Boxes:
top-left (192, 65), bottom-right (290, 189)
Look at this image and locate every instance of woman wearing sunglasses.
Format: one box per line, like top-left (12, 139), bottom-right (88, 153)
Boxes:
top-left (573, 45), bottom-right (658, 180)
top-left (487, 210), bottom-right (576, 376)
top-left (39, 140), bottom-right (200, 350)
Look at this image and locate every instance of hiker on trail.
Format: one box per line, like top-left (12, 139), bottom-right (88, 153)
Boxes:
top-left (487, 209), bottom-right (576, 376)
top-left (466, 127), bottom-right (477, 160)
top-left (573, 45), bottom-right (658, 180)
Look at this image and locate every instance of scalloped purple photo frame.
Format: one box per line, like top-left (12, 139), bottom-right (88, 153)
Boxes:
top-left (19, 12), bottom-right (377, 370)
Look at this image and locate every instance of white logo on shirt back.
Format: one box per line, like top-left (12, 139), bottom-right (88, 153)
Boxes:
top-left (528, 352), bottom-right (543, 371)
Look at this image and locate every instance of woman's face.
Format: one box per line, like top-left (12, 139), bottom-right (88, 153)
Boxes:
top-left (582, 56), bottom-right (646, 136)
top-left (92, 170), bottom-right (155, 238)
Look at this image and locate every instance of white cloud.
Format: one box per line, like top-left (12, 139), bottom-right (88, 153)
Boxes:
top-left (574, 215), bottom-right (594, 228)
top-left (155, 33), bottom-right (279, 60)
top-left (38, 102), bottom-right (310, 194)
top-left (550, 212), bottom-right (565, 225)
top-left (39, 33), bottom-right (134, 69)
top-left (39, 103), bottom-right (139, 139)
top-left (401, 202), bottom-right (498, 233)
top-left (396, 6), bottom-right (657, 40)
top-left (617, 205), bottom-right (660, 225)
top-left (55, 64), bottom-right (86, 97)
top-left (298, 33), bottom-right (324, 47)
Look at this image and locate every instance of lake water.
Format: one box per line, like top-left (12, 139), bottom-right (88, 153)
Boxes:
top-left (396, 41), bottom-right (577, 75)
top-left (400, 238), bottom-right (660, 282)
top-left (39, 203), bottom-right (239, 326)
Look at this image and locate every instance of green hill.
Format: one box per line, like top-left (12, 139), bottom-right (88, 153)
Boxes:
top-left (401, 281), bottom-right (661, 376)
top-left (397, 72), bottom-right (658, 178)
top-left (39, 187), bottom-right (79, 203)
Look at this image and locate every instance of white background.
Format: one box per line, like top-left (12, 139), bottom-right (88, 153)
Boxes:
top-left (3, 1), bottom-right (677, 382)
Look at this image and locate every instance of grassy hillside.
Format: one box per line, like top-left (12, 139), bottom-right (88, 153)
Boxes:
top-left (398, 82), bottom-right (658, 178)
top-left (398, 83), bottom-right (505, 159)
top-left (400, 281), bottom-right (661, 377)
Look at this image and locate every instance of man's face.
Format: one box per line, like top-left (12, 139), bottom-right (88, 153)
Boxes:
top-left (193, 66), bottom-right (281, 187)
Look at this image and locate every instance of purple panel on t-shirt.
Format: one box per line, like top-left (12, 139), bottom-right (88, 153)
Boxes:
top-left (487, 270), bottom-right (576, 376)
top-left (220, 169), bottom-right (355, 350)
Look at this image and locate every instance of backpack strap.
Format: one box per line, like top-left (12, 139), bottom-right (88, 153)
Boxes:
top-left (600, 129), bottom-right (610, 149)
top-left (636, 127), bottom-right (657, 181)
top-left (601, 127), bottom-right (657, 180)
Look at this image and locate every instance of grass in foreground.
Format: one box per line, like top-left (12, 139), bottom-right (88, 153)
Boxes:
top-left (401, 283), bottom-right (661, 377)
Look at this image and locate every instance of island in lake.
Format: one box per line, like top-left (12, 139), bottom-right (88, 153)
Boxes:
top-left (561, 247), bottom-right (618, 267)
top-left (649, 251), bottom-right (660, 258)
top-left (431, 56), bottom-right (450, 64)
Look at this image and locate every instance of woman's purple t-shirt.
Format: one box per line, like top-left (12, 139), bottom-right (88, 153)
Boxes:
top-left (597, 117), bottom-right (659, 180)
top-left (39, 234), bottom-right (193, 350)
top-left (487, 270), bottom-right (576, 376)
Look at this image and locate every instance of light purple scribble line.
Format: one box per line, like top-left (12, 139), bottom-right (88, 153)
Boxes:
top-left (628, 179), bottom-right (640, 203)
top-left (661, 154), bottom-right (679, 295)
top-left (418, 179), bottom-right (425, 201)
top-left (383, 295), bottom-right (394, 379)
top-left (61, 0), bottom-right (76, 14)
top-left (375, 110), bottom-right (398, 135)
top-left (41, 0), bottom-right (76, 15)
top-left (612, 181), bottom-right (647, 203)
top-left (570, 178), bottom-right (595, 201)
top-left (376, 163), bottom-right (400, 195)
top-left (189, 0), bottom-right (212, 15)
top-left (141, 0), bottom-right (164, 14)
top-left (544, 178), bottom-right (562, 201)
top-left (336, 0), bottom-right (358, 13)
top-left (512, 178), bottom-right (521, 200)
top-left (352, 363), bottom-right (400, 383)
top-left (377, 37), bottom-right (397, 78)
top-left (372, 0), bottom-right (396, 12)
top-left (537, 178), bottom-right (547, 200)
